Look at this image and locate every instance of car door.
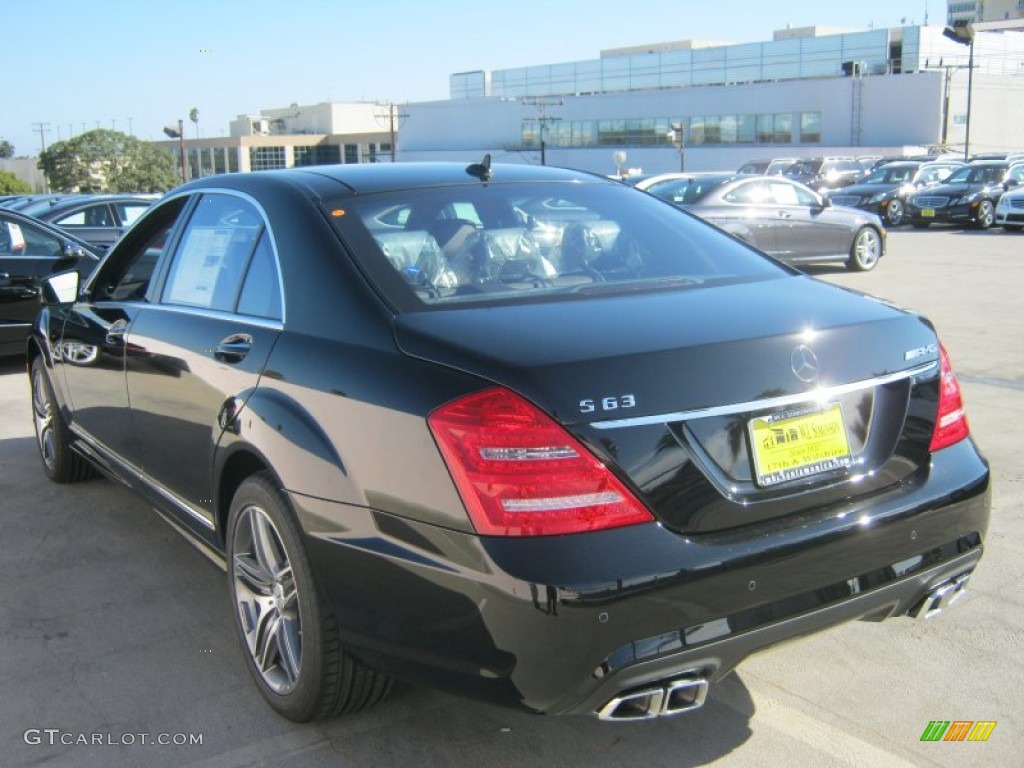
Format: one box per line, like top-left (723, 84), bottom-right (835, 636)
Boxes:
top-left (58, 197), bottom-right (191, 467)
top-left (718, 180), bottom-right (778, 253)
top-left (124, 192), bottom-right (283, 531)
top-left (0, 213), bottom-right (79, 353)
top-left (768, 180), bottom-right (844, 260)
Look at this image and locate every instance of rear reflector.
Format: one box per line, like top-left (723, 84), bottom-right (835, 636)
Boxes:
top-left (428, 387), bottom-right (653, 536)
top-left (929, 344), bottom-right (970, 452)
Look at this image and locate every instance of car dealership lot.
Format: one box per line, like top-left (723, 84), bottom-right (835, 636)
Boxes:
top-left (1, 227), bottom-right (1021, 768)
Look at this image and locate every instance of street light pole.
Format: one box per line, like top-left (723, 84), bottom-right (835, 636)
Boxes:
top-left (964, 38), bottom-right (974, 163)
top-left (942, 20), bottom-right (975, 162)
top-left (163, 120), bottom-right (188, 184)
top-left (668, 123), bottom-right (686, 172)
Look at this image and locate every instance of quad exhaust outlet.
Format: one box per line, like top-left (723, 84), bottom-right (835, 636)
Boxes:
top-left (596, 676), bottom-right (709, 721)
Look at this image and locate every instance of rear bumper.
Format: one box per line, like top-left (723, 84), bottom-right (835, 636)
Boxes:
top-left (296, 438), bottom-right (989, 716)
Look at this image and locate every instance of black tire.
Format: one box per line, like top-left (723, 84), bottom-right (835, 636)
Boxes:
top-left (30, 357), bottom-right (96, 483)
top-left (226, 471), bottom-right (392, 722)
top-left (910, 220), bottom-right (930, 229)
top-left (885, 199), bottom-right (905, 226)
top-left (847, 226), bottom-right (881, 272)
top-left (974, 200), bottom-right (995, 230)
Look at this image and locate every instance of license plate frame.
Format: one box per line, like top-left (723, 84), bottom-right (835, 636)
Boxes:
top-left (922, 208), bottom-right (936, 218)
top-left (748, 403), bottom-right (852, 487)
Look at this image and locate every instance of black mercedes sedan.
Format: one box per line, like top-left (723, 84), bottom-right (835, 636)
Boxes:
top-left (906, 160), bottom-right (1024, 229)
top-left (827, 160), bottom-right (962, 226)
top-left (28, 162), bottom-right (990, 723)
top-left (1, 207), bottom-right (99, 356)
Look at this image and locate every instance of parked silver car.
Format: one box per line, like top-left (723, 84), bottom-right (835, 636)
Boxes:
top-left (641, 174), bottom-right (885, 271)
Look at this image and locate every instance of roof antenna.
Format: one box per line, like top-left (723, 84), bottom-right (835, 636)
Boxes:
top-left (466, 153), bottom-right (492, 180)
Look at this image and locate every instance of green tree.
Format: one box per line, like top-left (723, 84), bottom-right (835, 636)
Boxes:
top-left (0, 170), bottom-right (31, 194)
top-left (38, 129), bottom-right (179, 193)
top-left (0, 139), bottom-right (14, 158)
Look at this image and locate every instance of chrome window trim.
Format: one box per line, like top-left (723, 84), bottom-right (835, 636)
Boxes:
top-left (590, 361), bottom-right (937, 430)
top-left (137, 301), bottom-right (284, 330)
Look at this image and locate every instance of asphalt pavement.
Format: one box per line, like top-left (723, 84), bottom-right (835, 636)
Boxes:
top-left (1, 227), bottom-right (1021, 767)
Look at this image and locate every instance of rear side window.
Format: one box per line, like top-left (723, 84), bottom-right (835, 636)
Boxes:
top-left (236, 232), bottom-right (282, 319)
top-left (326, 180), bottom-right (788, 310)
top-left (163, 195), bottom-right (263, 312)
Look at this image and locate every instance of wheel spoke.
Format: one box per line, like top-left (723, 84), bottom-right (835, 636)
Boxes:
top-left (250, 508), bottom-right (284, 575)
top-left (277, 617), bottom-right (302, 684)
top-left (234, 553), bottom-right (273, 595)
top-left (253, 603), bottom-right (281, 673)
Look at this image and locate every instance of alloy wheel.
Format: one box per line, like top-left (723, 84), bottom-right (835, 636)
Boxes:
top-left (851, 228), bottom-right (881, 271)
top-left (232, 505), bottom-right (302, 695)
top-left (976, 201), bottom-right (994, 229)
top-left (886, 200), bottom-right (904, 226)
top-left (31, 368), bottom-right (57, 473)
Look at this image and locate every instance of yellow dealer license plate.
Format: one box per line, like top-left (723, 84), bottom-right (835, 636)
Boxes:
top-left (922, 208), bottom-right (936, 217)
top-left (749, 404), bottom-right (852, 487)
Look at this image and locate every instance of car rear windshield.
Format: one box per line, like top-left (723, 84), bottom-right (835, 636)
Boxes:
top-left (325, 180), bottom-right (788, 310)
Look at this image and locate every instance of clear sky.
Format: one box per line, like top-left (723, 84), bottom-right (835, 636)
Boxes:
top-left (2, 0), bottom-right (939, 157)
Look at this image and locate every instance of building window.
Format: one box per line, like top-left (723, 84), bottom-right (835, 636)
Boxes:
top-left (249, 146), bottom-right (286, 171)
top-left (800, 112), bottom-right (822, 143)
top-left (294, 145), bottom-right (340, 167)
top-left (228, 150), bottom-right (239, 173)
top-left (344, 144), bottom-right (358, 164)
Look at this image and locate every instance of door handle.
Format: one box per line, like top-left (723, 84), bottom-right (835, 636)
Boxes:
top-left (215, 334), bottom-right (253, 363)
top-left (105, 318), bottom-right (128, 346)
top-left (778, 211), bottom-right (791, 219)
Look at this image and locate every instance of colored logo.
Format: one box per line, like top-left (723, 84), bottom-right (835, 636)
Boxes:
top-left (920, 720), bottom-right (996, 742)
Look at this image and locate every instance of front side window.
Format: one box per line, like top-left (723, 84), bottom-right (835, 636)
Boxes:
top-left (163, 195), bottom-right (264, 312)
top-left (90, 197), bottom-right (189, 302)
top-left (0, 217), bottom-right (61, 258)
top-left (56, 204), bottom-right (114, 228)
top-left (326, 181), bottom-right (788, 310)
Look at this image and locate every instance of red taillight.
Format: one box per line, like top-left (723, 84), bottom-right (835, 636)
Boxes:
top-left (929, 344), bottom-right (970, 452)
top-left (428, 387), bottom-right (653, 537)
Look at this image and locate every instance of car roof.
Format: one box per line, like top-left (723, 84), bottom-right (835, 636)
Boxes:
top-left (29, 194), bottom-right (155, 219)
top-left (179, 163), bottom-right (603, 198)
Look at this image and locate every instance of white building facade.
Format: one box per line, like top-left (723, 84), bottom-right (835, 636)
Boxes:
top-left (397, 24), bottom-right (1024, 175)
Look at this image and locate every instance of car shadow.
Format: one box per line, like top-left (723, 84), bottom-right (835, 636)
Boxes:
top-left (0, 355), bottom-right (26, 376)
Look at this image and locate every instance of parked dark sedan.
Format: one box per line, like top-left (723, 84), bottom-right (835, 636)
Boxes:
top-left (1, 208), bottom-right (98, 355)
top-left (827, 160), bottom-right (962, 226)
top-left (23, 194), bottom-right (155, 251)
top-left (784, 157), bottom-right (865, 192)
top-left (643, 173), bottom-right (885, 270)
top-left (906, 161), bottom-right (1024, 229)
top-left (29, 163), bottom-right (989, 723)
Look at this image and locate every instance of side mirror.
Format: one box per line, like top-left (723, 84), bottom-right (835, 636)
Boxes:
top-left (62, 242), bottom-right (87, 260)
top-left (42, 270), bottom-right (80, 305)
top-left (1005, 178), bottom-right (1019, 188)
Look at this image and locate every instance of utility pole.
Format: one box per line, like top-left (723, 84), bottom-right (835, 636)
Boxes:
top-left (521, 97), bottom-right (563, 166)
top-left (127, 117), bottom-right (134, 136)
top-left (374, 102), bottom-right (407, 162)
top-left (32, 122), bottom-right (51, 192)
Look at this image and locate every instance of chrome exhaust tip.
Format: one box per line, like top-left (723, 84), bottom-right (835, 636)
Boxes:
top-left (596, 676), bottom-right (709, 721)
top-left (910, 572), bottom-right (971, 619)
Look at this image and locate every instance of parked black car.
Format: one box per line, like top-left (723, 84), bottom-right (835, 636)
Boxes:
top-left (1, 208), bottom-right (98, 355)
top-left (22, 194), bottom-right (155, 251)
top-left (906, 161), bottom-right (1024, 229)
top-left (30, 163), bottom-right (989, 723)
top-left (827, 160), bottom-right (962, 226)
top-left (784, 157), bottom-right (865, 192)
top-left (643, 173), bottom-right (885, 270)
